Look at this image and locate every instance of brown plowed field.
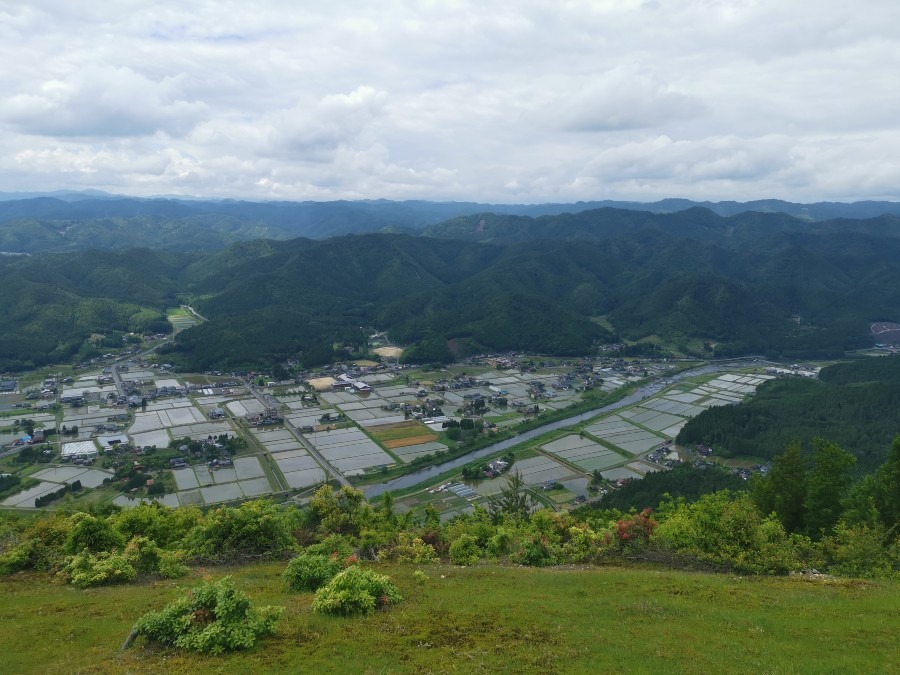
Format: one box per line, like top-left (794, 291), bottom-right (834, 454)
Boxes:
top-left (383, 434), bottom-right (439, 448)
top-left (368, 420), bottom-right (438, 448)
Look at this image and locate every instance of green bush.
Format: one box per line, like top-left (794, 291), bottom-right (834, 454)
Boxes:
top-left (0, 542), bottom-right (33, 576)
top-left (312, 566), bottom-right (403, 616)
top-left (133, 576), bottom-right (283, 654)
top-left (515, 533), bottom-right (559, 567)
top-left (14, 515), bottom-right (73, 572)
top-left (561, 523), bottom-right (607, 563)
top-left (486, 528), bottom-right (514, 558)
top-left (113, 503), bottom-right (203, 548)
top-left (391, 534), bottom-right (438, 563)
top-left (184, 500), bottom-right (297, 560)
top-left (283, 554), bottom-right (342, 592)
top-left (65, 513), bottom-right (125, 555)
top-left (156, 551), bottom-right (191, 579)
top-left (654, 492), bottom-right (801, 574)
top-left (449, 534), bottom-right (483, 566)
top-left (303, 534), bottom-right (356, 560)
top-left (123, 536), bottom-right (189, 579)
top-left (63, 549), bottom-right (137, 588)
top-left (824, 521), bottom-right (898, 579)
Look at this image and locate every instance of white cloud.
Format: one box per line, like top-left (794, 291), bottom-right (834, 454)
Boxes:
top-left (0, 66), bottom-right (208, 137)
top-left (0, 0), bottom-right (897, 202)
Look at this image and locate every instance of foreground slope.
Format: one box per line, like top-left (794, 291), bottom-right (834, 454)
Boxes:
top-left (1, 563), bottom-right (896, 674)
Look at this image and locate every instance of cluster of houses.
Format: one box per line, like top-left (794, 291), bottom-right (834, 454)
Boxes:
top-left (646, 441), bottom-right (681, 468)
top-left (332, 374), bottom-right (371, 393)
top-left (765, 365), bottom-right (819, 378)
top-left (248, 407), bottom-right (283, 426)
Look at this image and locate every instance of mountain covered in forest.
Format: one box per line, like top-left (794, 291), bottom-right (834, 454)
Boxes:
top-left (2, 194), bottom-right (900, 253)
top-left (677, 357), bottom-right (900, 471)
top-left (1, 205), bottom-right (900, 370)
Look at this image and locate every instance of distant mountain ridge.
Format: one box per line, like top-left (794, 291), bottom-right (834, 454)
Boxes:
top-left (1, 195), bottom-right (900, 253)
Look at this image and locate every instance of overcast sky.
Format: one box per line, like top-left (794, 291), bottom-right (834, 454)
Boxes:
top-left (1, 1), bottom-right (898, 203)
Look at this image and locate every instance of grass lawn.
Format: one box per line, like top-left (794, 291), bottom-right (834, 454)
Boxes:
top-left (0, 563), bottom-right (896, 674)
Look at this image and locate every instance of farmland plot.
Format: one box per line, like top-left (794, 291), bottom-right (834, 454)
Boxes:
top-left (367, 421), bottom-right (438, 450)
top-left (512, 455), bottom-right (582, 486)
top-left (316, 440), bottom-right (395, 475)
top-left (542, 435), bottom-right (625, 472)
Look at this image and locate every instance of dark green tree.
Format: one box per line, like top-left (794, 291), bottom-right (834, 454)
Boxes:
top-left (488, 471), bottom-right (536, 523)
top-left (751, 441), bottom-right (807, 533)
top-left (804, 438), bottom-right (856, 538)
top-left (872, 435), bottom-right (900, 529)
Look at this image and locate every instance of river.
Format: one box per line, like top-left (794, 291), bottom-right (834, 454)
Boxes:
top-left (363, 358), bottom-right (768, 497)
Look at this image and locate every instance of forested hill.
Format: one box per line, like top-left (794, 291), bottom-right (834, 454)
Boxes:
top-left (422, 207), bottom-right (900, 246)
top-left (676, 357), bottom-right (900, 471)
top-left (161, 225), bottom-right (900, 369)
top-left (4, 217), bottom-right (900, 369)
top-left (0, 249), bottom-right (185, 370)
top-left (2, 195), bottom-right (900, 253)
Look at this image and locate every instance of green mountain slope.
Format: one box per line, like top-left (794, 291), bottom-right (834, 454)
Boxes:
top-left (676, 358), bottom-right (900, 471)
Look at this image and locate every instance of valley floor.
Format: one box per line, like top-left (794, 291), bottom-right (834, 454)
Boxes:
top-left (1, 562), bottom-right (896, 674)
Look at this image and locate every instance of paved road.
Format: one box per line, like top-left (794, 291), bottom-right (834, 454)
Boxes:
top-left (243, 381), bottom-right (351, 488)
top-left (283, 417), bottom-right (351, 488)
top-left (110, 366), bottom-right (126, 397)
top-left (363, 358), bottom-right (771, 498)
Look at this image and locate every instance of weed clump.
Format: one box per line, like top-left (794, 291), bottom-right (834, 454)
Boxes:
top-left (131, 576), bottom-right (283, 654)
top-left (283, 553), bottom-right (343, 592)
top-left (312, 566), bottom-right (402, 616)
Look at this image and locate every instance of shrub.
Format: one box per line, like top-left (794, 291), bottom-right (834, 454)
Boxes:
top-left (132, 576), bottom-right (283, 654)
top-left (562, 524), bottom-right (606, 563)
top-left (123, 536), bottom-right (189, 579)
top-left (614, 509), bottom-right (658, 549)
top-left (184, 500), bottom-right (296, 560)
top-left (14, 515), bottom-right (73, 572)
top-left (283, 554), bottom-right (342, 592)
top-left (0, 542), bottom-right (33, 576)
top-left (65, 513), bottom-right (125, 555)
top-left (514, 534), bottom-right (559, 567)
top-left (486, 528), bottom-right (514, 558)
top-left (123, 536), bottom-right (162, 574)
top-left (304, 534), bottom-right (356, 560)
top-left (449, 534), bottom-right (482, 566)
top-left (654, 492), bottom-right (801, 574)
top-left (392, 534), bottom-right (438, 563)
top-left (63, 549), bottom-right (137, 588)
top-left (824, 521), bottom-right (897, 579)
top-left (413, 570), bottom-right (429, 584)
top-left (156, 551), bottom-right (191, 579)
top-left (312, 566), bottom-right (403, 616)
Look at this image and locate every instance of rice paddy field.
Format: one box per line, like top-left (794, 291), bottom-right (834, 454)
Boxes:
top-left (0, 563), bottom-right (896, 674)
top-left (167, 307), bottom-right (200, 332)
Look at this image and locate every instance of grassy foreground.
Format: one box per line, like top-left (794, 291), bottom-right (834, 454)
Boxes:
top-left (1, 563), bottom-right (897, 674)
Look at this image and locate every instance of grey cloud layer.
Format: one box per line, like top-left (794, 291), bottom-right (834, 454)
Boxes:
top-left (0, 0), bottom-right (898, 201)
